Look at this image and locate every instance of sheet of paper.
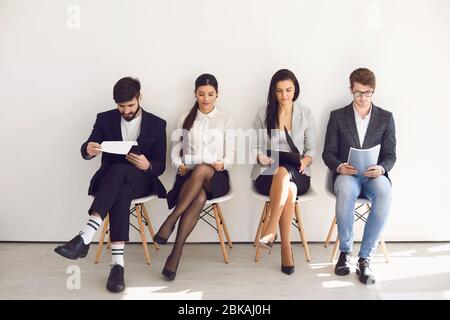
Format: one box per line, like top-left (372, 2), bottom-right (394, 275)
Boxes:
top-left (347, 144), bottom-right (381, 176)
top-left (100, 141), bottom-right (137, 155)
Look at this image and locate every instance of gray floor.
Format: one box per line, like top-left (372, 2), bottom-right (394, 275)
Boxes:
top-left (1, 242), bottom-right (449, 300)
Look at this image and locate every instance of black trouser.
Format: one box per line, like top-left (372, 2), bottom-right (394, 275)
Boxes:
top-left (89, 163), bottom-right (154, 241)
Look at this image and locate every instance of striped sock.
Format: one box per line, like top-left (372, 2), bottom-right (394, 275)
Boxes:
top-left (111, 243), bottom-right (125, 267)
top-left (80, 215), bottom-right (102, 245)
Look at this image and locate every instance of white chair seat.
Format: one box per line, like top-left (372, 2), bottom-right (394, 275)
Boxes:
top-left (131, 194), bottom-right (157, 205)
top-left (91, 194), bottom-right (157, 206)
top-left (205, 189), bottom-right (234, 205)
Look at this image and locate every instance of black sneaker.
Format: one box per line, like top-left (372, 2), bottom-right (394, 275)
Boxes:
top-left (334, 251), bottom-right (352, 276)
top-left (54, 234), bottom-right (90, 260)
top-left (356, 258), bottom-right (376, 285)
top-left (106, 264), bottom-right (125, 293)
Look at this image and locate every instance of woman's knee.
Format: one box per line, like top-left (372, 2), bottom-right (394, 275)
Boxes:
top-left (192, 164), bottom-right (213, 179)
top-left (274, 166), bottom-right (289, 178)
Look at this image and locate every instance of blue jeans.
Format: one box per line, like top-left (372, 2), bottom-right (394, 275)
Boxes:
top-left (334, 174), bottom-right (392, 259)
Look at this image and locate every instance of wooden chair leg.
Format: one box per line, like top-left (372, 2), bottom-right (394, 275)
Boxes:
top-left (135, 205), bottom-right (151, 265)
top-left (212, 204), bottom-right (229, 263)
top-left (107, 233), bottom-right (111, 249)
top-left (254, 202), bottom-right (268, 247)
top-left (141, 204), bottom-right (160, 250)
top-left (255, 202), bottom-right (270, 262)
top-left (324, 215), bottom-right (337, 248)
top-left (331, 235), bottom-right (340, 262)
top-left (379, 236), bottom-right (389, 263)
top-left (295, 203), bottom-right (311, 262)
top-left (216, 203), bottom-right (232, 248)
top-left (95, 215), bottom-right (109, 264)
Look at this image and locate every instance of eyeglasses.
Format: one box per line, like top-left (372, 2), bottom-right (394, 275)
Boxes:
top-left (353, 90), bottom-right (374, 97)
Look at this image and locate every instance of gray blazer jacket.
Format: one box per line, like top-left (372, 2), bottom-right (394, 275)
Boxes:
top-left (322, 103), bottom-right (396, 183)
top-left (250, 101), bottom-right (317, 180)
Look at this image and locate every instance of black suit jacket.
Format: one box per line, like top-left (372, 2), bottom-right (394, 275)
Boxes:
top-left (81, 108), bottom-right (167, 197)
top-left (322, 103), bottom-right (396, 183)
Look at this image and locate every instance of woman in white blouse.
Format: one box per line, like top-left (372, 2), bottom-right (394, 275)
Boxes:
top-left (251, 69), bottom-right (316, 275)
top-left (154, 74), bottom-right (235, 280)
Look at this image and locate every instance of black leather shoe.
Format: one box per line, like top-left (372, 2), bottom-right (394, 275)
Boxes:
top-left (281, 248), bottom-right (295, 275)
top-left (334, 251), bottom-right (352, 276)
top-left (106, 264), bottom-right (125, 293)
top-left (154, 233), bottom-right (169, 245)
top-left (54, 234), bottom-right (89, 260)
top-left (154, 224), bottom-right (175, 245)
top-left (162, 254), bottom-right (180, 281)
top-left (281, 265), bottom-right (295, 275)
top-left (356, 258), bottom-right (376, 285)
top-left (162, 267), bottom-right (176, 281)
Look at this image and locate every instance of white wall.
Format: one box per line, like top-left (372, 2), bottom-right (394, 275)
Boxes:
top-left (1, 0), bottom-right (449, 242)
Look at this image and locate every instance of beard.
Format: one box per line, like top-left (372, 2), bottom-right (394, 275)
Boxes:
top-left (122, 105), bottom-right (141, 122)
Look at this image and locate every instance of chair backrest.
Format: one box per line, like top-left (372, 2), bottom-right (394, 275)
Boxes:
top-left (325, 170), bottom-right (335, 197)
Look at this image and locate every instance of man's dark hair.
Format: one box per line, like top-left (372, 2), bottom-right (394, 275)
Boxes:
top-left (113, 77), bottom-right (141, 103)
top-left (349, 68), bottom-right (376, 90)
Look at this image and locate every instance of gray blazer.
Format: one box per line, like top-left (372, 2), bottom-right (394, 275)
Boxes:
top-left (322, 103), bottom-right (396, 183)
top-left (250, 101), bottom-right (317, 180)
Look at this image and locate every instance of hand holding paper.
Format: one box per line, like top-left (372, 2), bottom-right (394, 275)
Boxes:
top-left (100, 141), bottom-right (138, 155)
top-left (87, 142), bottom-right (102, 157)
top-left (347, 144), bottom-right (381, 177)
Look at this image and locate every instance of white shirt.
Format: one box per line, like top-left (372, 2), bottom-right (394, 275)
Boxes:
top-left (271, 129), bottom-right (292, 152)
top-left (171, 107), bottom-right (235, 170)
top-left (121, 110), bottom-right (142, 141)
top-left (353, 103), bottom-right (372, 147)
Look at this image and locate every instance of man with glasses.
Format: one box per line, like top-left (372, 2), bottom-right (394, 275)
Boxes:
top-left (322, 68), bottom-right (396, 285)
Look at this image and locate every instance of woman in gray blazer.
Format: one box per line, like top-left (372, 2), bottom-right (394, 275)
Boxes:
top-left (251, 69), bottom-right (316, 274)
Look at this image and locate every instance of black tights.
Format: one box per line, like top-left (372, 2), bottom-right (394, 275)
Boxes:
top-left (158, 164), bottom-right (214, 274)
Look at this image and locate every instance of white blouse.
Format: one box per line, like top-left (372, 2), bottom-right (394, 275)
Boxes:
top-left (171, 107), bottom-right (236, 170)
top-left (271, 129), bottom-right (292, 152)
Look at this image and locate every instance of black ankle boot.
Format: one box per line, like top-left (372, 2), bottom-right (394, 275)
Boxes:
top-left (356, 258), bottom-right (376, 285)
top-left (334, 251), bottom-right (352, 276)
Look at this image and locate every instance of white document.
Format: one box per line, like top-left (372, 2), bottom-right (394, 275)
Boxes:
top-left (100, 141), bottom-right (137, 155)
top-left (347, 144), bottom-right (381, 175)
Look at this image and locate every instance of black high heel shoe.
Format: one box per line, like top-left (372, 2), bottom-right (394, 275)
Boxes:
top-left (162, 254), bottom-right (181, 281)
top-left (154, 224), bottom-right (175, 245)
top-left (281, 248), bottom-right (295, 275)
top-left (258, 234), bottom-right (278, 254)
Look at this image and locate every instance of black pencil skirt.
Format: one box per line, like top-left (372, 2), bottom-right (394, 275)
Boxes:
top-left (254, 164), bottom-right (310, 196)
top-left (166, 169), bottom-right (230, 209)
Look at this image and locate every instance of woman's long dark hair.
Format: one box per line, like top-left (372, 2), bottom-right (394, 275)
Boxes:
top-left (265, 69), bottom-right (300, 136)
top-left (182, 73), bottom-right (219, 131)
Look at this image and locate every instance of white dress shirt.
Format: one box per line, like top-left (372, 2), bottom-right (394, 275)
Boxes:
top-left (353, 103), bottom-right (372, 147)
top-left (171, 107), bottom-right (235, 170)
